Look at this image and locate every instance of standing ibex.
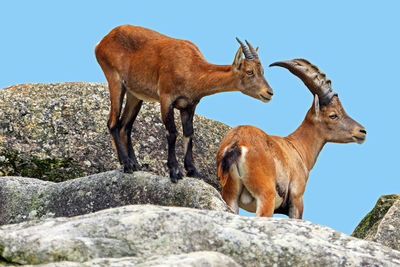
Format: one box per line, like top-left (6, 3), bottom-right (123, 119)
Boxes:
top-left (95, 25), bottom-right (273, 182)
top-left (217, 59), bottom-right (366, 218)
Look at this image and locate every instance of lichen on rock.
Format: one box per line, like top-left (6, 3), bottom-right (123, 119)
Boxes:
top-left (0, 170), bottom-right (232, 225)
top-left (352, 194), bottom-right (400, 239)
top-left (1, 205), bottom-right (400, 266)
top-left (352, 194), bottom-right (400, 251)
top-left (0, 148), bottom-right (82, 182)
top-left (0, 83), bottom-right (231, 190)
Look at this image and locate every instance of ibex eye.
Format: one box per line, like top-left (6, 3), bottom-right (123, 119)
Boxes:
top-left (246, 70), bottom-right (254, 76)
top-left (329, 114), bottom-right (338, 120)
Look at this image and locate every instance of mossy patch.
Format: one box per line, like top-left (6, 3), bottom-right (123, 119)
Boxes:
top-left (0, 245), bottom-right (21, 266)
top-left (0, 149), bottom-right (83, 182)
top-left (352, 194), bottom-right (400, 239)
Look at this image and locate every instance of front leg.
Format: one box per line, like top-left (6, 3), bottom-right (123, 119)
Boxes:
top-left (161, 97), bottom-right (183, 183)
top-left (288, 195), bottom-right (304, 219)
top-left (180, 105), bottom-right (201, 178)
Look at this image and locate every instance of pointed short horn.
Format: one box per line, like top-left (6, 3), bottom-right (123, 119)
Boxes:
top-left (245, 40), bottom-right (259, 58)
top-left (236, 37), bottom-right (253, 60)
top-left (269, 58), bottom-right (336, 105)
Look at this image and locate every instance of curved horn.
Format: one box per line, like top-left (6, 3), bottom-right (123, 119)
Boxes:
top-left (269, 58), bottom-right (336, 105)
top-left (245, 40), bottom-right (259, 59)
top-left (236, 37), bottom-right (253, 60)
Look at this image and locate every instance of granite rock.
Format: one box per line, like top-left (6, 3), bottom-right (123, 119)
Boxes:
top-left (0, 170), bottom-right (232, 226)
top-left (1, 205), bottom-right (400, 266)
top-left (0, 82), bottom-right (231, 190)
top-left (352, 194), bottom-right (400, 251)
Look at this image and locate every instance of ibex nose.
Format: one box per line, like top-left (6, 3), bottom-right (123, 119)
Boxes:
top-left (352, 126), bottom-right (366, 144)
top-left (267, 90), bottom-right (274, 96)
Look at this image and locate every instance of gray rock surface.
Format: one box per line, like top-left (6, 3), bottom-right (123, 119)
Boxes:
top-left (352, 194), bottom-right (400, 251)
top-left (0, 170), bottom-right (231, 226)
top-left (1, 205), bottom-right (399, 266)
top-left (0, 82), bottom-right (231, 190)
top-left (367, 199), bottom-right (400, 251)
top-left (21, 252), bottom-right (240, 267)
top-left (358, 198), bottom-right (400, 251)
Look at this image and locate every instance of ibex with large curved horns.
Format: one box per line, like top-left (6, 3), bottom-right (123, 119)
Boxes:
top-left (95, 25), bottom-right (273, 182)
top-left (217, 59), bottom-right (366, 218)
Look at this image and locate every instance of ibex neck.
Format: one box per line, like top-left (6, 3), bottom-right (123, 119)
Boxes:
top-left (196, 63), bottom-right (238, 98)
top-left (286, 118), bottom-right (326, 171)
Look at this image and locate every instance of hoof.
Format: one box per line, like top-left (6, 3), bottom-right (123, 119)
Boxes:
top-left (123, 160), bottom-right (141, 173)
top-left (169, 169), bottom-right (183, 183)
top-left (123, 166), bottom-right (134, 173)
top-left (187, 169), bottom-right (202, 178)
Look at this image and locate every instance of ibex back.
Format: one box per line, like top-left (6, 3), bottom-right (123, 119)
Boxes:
top-left (95, 25), bottom-right (273, 182)
top-left (217, 59), bottom-right (366, 218)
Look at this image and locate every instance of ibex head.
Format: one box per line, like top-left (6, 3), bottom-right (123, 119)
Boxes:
top-left (270, 59), bottom-right (366, 144)
top-left (233, 38), bottom-right (273, 103)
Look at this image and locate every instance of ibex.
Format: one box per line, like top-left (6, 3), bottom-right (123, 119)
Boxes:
top-left (95, 25), bottom-right (273, 182)
top-left (217, 59), bottom-right (366, 218)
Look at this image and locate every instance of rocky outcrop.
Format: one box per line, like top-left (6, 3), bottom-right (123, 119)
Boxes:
top-left (352, 194), bottom-right (400, 251)
top-left (1, 205), bottom-right (399, 266)
top-left (0, 82), bottom-right (231, 190)
top-left (2, 82), bottom-right (399, 266)
top-left (0, 170), bottom-right (231, 226)
top-left (21, 252), bottom-right (241, 267)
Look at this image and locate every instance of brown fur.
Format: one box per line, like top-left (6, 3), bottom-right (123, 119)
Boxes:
top-left (95, 25), bottom-right (273, 181)
top-left (217, 92), bottom-right (366, 218)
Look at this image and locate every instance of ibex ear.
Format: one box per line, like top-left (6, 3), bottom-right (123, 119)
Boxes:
top-left (233, 46), bottom-right (243, 70)
top-left (312, 94), bottom-right (320, 119)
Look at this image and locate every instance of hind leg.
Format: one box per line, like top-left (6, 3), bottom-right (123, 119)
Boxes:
top-left (221, 175), bottom-right (243, 214)
top-left (119, 92), bottom-right (143, 170)
top-left (107, 77), bottom-right (137, 173)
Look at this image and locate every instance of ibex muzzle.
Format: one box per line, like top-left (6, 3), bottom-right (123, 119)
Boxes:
top-left (235, 38), bottom-right (273, 103)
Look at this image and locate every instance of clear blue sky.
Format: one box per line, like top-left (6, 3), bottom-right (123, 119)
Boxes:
top-left (1, 1), bottom-right (398, 234)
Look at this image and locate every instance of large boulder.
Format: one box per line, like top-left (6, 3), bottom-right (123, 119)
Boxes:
top-left (20, 252), bottom-right (241, 267)
top-left (0, 170), bottom-right (231, 226)
top-left (352, 194), bottom-right (400, 251)
top-left (0, 205), bottom-right (399, 266)
top-left (0, 82), bottom-right (231, 190)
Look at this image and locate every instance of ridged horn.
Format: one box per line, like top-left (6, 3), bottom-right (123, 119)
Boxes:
top-left (269, 58), bottom-right (336, 105)
top-left (245, 40), bottom-right (259, 59)
top-left (236, 37), bottom-right (253, 60)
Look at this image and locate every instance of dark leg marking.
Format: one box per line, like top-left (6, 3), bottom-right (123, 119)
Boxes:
top-left (108, 82), bottom-right (138, 173)
top-left (180, 106), bottom-right (201, 178)
top-left (123, 99), bottom-right (143, 170)
top-left (107, 82), bottom-right (126, 164)
top-left (165, 104), bottom-right (183, 183)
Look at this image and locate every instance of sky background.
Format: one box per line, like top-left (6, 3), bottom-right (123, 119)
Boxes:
top-left (1, 1), bottom-right (399, 234)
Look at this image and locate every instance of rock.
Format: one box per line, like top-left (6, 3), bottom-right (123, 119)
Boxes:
top-left (0, 82), bottom-right (231, 190)
top-left (0, 205), bottom-right (399, 266)
top-left (21, 252), bottom-right (240, 267)
top-left (352, 194), bottom-right (400, 251)
top-left (135, 252), bottom-right (240, 267)
top-left (0, 170), bottom-right (232, 225)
